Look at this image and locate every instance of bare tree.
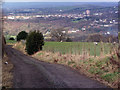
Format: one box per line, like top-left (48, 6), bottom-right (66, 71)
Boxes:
top-left (51, 28), bottom-right (67, 42)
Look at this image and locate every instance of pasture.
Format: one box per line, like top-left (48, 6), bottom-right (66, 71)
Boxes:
top-left (6, 40), bottom-right (16, 44)
top-left (43, 42), bottom-right (117, 56)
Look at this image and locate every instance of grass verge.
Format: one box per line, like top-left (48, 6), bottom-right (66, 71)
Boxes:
top-left (2, 54), bottom-right (13, 88)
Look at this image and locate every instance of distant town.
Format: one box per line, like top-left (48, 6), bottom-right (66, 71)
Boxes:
top-left (3, 3), bottom-right (118, 41)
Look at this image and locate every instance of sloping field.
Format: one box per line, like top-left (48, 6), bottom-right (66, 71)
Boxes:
top-left (43, 42), bottom-right (117, 56)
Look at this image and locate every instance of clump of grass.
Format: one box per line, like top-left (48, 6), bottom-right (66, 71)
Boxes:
top-left (89, 67), bottom-right (104, 75)
top-left (67, 61), bottom-right (75, 65)
top-left (13, 42), bottom-right (26, 54)
top-left (37, 52), bottom-right (43, 56)
top-left (101, 72), bottom-right (119, 82)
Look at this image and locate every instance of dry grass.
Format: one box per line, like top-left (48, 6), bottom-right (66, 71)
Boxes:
top-left (2, 54), bottom-right (13, 88)
top-left (13, 42), bottom-right (120, 88)
top-left (13, 42), bottom-right (26, 54)
top-left (32, 51), bottom-right (119, 88)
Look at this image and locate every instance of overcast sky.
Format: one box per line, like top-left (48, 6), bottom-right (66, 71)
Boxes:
top-left (4, 0), bottom-right (119, 2)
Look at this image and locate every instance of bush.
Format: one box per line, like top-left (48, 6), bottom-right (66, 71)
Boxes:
top-left (66, 37), bottom-right (72, 42)
top-left (9, 37), bottom-right (15, 40)
top-left (17, 31), bottom-right (28, 41)
top-left (26, 31), bottom-right (44, 55)
top-left (101, 72), bottom-right (118, 82)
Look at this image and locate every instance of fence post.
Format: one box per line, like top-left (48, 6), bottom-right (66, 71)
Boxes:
top-left (94, 44), bottom-right (96, 57)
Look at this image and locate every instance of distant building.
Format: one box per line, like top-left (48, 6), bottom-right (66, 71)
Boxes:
top-left (86, 10), bottom-right (90, 16)
top-left (104, 25), bottom-right (110, 27)
top-left (82, 28), bottom-right (86, 31)
top-left (68, 30), bottom-right (77, 33)
top-left (7, 16), bottom-right (15, 20)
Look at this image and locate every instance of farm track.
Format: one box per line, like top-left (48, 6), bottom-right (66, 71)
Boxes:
top-left (5, 45), bottom-right (110, 88)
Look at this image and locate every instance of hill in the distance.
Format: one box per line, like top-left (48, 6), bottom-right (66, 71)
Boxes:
top-left (3, 2), bottom-right (118, 10)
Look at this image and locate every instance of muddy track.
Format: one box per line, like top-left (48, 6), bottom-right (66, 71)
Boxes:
top-left (5, 45), bottom-right (110, 88)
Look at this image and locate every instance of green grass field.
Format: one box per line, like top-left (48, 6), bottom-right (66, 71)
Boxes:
top-left (72, 20), bottom-right (79, 23)
top-left (43, 42), bottom-right (116, 56)
top-left (6, 40), bottom-right (16, 44)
